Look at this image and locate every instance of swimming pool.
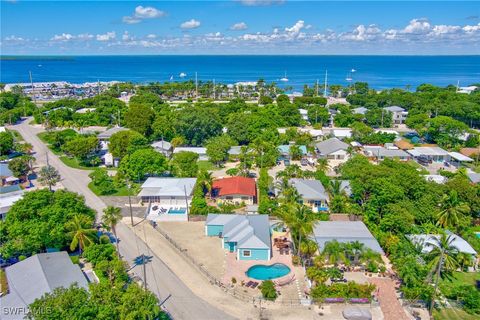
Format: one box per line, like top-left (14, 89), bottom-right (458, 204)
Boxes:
top-left (246, 263), bottom-right (291, 280)
top-left (168, 208), bottom-right (187, 214)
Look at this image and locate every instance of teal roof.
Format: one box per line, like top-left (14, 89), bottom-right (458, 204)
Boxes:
top-left (278, 145), bottom-right (307, 155)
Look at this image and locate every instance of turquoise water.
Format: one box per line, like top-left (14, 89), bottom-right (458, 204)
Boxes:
top-left (168, 208), bottom-right (186, 214)
top-left (246, 263), bottom-right (291, 280)
top-left (2, 55), bottom-right (479, 90)
top-left (475, 232), bottom-right (480, 239)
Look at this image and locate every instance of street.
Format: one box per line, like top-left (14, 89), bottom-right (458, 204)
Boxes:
top-left (8, 118), bottom-right (235, 320)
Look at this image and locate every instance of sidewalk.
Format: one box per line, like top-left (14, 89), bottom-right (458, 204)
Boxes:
top-left (368, 278), bottom-right (413, 320)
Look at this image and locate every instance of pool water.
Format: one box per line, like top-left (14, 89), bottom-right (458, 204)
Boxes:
top-left (168, 208), bottom-right (187, 214)
top-left (246, 263), bottom-right (291, 280)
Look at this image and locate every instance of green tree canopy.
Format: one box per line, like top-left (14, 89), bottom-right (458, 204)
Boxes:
top-left (119, 148), bottom-right (167, 181)
top-left (171, 151), bottom-right (199, 177)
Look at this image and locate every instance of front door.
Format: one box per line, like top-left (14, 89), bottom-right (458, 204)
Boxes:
top-left (229, 242), bottom-right (235, 252)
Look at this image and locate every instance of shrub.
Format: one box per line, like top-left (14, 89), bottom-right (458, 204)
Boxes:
top-left (70, 255), bottom-right (80, 264)
top-left (83, 243), bottom-right (116, 267)
top-left (292, 255), bottom-right (301, 266)
top-left (259, 280), bottom-right (277, 301)
top-left (99, 234), bottom-right (111, 244)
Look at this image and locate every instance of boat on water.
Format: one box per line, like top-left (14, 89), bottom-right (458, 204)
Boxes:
top-left (280, 71), bottom-right (289, 82)
top-left (179, 72), bottom-right (187, 78)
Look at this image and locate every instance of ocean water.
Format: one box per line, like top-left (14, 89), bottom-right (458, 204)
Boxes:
top-left (1, 55), bottom-right (479, 90)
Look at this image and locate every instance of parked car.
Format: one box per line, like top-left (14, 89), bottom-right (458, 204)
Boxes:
top-left (300, 158), bottom-right (308, 166)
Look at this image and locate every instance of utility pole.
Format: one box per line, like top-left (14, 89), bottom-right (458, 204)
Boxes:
top-left (29, 71), bottom-right (36, 105)
top-left (315, 79), bottom-right (319, 97)
top-left (213, 78), bottom-right (216, 100)
top-left (195, 72), bottom-right (198, 99)
top-left (142, 254), bottom-right (147, 290)
top-left (127, 180), bottom-right (134, 226)
top-left (184, 185), bottom-right (190, 221)
top-left (324, 70), bottom-right (328, 97)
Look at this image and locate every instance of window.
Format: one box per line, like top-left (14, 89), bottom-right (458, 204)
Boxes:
top-left (243, 250), bottom-right (251, 257)
top-left (226, 196), bottom-right (233, 200)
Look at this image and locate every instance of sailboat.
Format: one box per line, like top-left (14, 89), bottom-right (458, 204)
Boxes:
top-left (280, 71), bottom-right (289, 82)
top-left (169, 75), bottom-right (174, 81)
top-left (179, 72), bottom-right (187, 78)
top-left (346, 73), bottom-right (352, 82)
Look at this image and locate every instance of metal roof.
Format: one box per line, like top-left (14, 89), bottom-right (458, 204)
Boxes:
top-left (312, 221), bottom-right (384, 254)
top-left (407, 147), bottom-right (449, 157)
top-left (1, 252), bottom-right (88, 319)
top-left (173, 147), bottom-right (207, 154)
top-left (448, 152), bottom-right (473, 162)
top-left (151, 140), bottom-right (172, 151)
top-left (407, 233), bottom-right (477, 255)
top-left (289, 178), bottom-right (328, 201)
top-left (383, 105), bottom-right (405, 112)
top-left (139, 178), bottom-right (197, 197)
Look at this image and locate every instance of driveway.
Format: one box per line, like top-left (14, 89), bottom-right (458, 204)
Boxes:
top-left (8, 118), bottom-right (235, 320)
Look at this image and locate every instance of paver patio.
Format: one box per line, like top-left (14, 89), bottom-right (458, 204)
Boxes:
top-left (368, 277), bottom-right (412, 320)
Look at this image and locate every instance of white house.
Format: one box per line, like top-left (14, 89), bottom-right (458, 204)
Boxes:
top-left (299, 108), bottom-right (309, 121)
top-left (383, 106), bottom-right (408, 125)
top-left (315, 137), bottom-right (350, 162)
top-left (173, 147), bottom-right (208, 161)
top-left (407, 146), bottom-right (450, 163)
top-left (151, 140), bottom-right (173, 157)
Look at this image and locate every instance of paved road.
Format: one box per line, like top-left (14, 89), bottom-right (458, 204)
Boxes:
top-left (9, 119), bottom-right (235, 320)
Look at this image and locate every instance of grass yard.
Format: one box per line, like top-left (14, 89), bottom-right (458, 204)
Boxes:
top-left (59, 156), bottom-right (94, 170)
top-left (441, 271), bottom-right (479, 287)
top-left (197, 160), bottom-right (216, 171)
top-left (1, 269), bottom-right (8, 295)
top-left (88, 181), bottom-right (136, 197)
top-left (433, 308), bottom-right (479, 320)
top-left (9, 129), bottom-right (24, 142)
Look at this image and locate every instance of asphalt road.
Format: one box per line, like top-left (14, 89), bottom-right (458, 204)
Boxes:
top-left (9, 119), bottom-right (235, 320)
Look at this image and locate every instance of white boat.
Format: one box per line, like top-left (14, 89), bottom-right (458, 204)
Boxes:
top-left (280, 71), bottom-right (289, 82)
top-left (169, 75), bottom-right (174, 81)
top-left (179, 72), bottom-right (187, 78)
top-left (346, 74), bottom-right (352, 81)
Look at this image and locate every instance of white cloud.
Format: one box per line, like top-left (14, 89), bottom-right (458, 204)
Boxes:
top-left (123, 5), bottom-right (166, 24)
top-left (4, 35), bottom-right (24, 41)
top-left (50, 33), bottom-right (74, 41)
top-left (238, 0), bottom-right (284, 6)
top-left (403, 18), bottom-right (431, 34)
top-left (285, 20), bottom-right (305, 34)
top-left (231, 22), bottom-right (248, 31)
top-left (181, 19), bottom-right (201, 30)
top-left (96, 31), bottom-right (116, 41)
top-left (146, 34), bottom-right (157, 39)
top-left (77, 33), bottom-right (94, 40)
top-left (340, 24), bottom-right (381, 41)
top-left (122, 31), bottom-right (131, 41)
top-left (463, 23), bottom-right (480, 33)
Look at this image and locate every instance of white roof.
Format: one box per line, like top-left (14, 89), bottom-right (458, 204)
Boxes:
top-left (298, 128), bottom-right (323, 137)
top-left (383, 105), bottom-right (405, 112)
top-left (0, 127), bottom-right (5, 133)
top-left (138, 178), bottom-right (197, 197)
top-left (299, 108), bottom-right (308, 115)
top-left (173, 147), bottom-right (206, 155)
top-left (151, 140), bottom-right (172, 151)
top-left (423, 175), bottom-right (447, 184)
top-left (407, 233), bottom-right (477, 255)
top-left (374, 129), bottom-right (399, 135)
top-left (407, 147), bottom-right (449, 157)
top-left (333, 129), bottom-right (352, 138)
top-left (448, 152), bottom-right (473, 162)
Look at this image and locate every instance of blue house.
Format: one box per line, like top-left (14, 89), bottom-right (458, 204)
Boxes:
top-left (277, 145), bottom-right (308, 161)
top-left (205, 214), bottom-right (271, 261)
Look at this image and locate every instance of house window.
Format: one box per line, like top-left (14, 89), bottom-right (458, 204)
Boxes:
top-left (226, 196), bottom-right (233, 200)
top-left (241, 196), bottom-right (249, 201)
top-left (243, 250), bottom-right (251, 257)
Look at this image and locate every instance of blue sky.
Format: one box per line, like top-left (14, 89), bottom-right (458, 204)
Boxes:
top-left (1, 1), bottom-right (480, 55)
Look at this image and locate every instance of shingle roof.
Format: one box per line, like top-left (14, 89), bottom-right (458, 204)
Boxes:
top-left (289, 178), bottom-right (328, 201)
top-left (97, 126), bottom-right (128, 139)
top-left (383, 105), bottom-right (405, 112)
top-left (206, 214), bottom-right (271, 250)
top-left (315, 137), bottom-right (349, 156)
top-left (138, 178), bottom-right (197, 197)
top-left (312, 221), bottom-right (384, 254)
top-left (212, 176), bottom-right (257, 197)
top-left (1, 252), bottom-right (88, 319)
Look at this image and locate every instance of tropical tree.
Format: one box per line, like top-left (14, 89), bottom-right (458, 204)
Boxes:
top-left (38, 165), bottom-right (61, 191)
top-left (436, 190), bottom-right (470, 230)
top-left (65, 215), bottom-right (97, 254)
top-left (456, 252), bottom-right (473, 271)
top-left (278, 204), bottom-right (315, 258)
top-left (322, 240), bottom-right (348, 266)
top-left (197, 169), bottom-right (213, 196)
top-left (102, 206), bottom-right (122, 255)
top-left (427, 234), bottom-right (459, 315)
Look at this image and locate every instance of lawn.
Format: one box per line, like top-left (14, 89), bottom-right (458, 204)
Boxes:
top-left (59, 156), bottom-right (95, 170)
top-left (0, 269), bottom-right (8, 295)
top-left (88, 181), bottom-right (137, 197)
top-left (441, 271), bottom-right (479, 287)
top-left (9, 129), bottom-right (24, 142)
top-left (433, 308), bottom-right (479, 320)
top-left (197, 160), bottom-right (216, 171)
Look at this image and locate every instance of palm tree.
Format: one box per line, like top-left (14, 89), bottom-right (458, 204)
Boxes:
top-left (38, 165), bottom-right (61, 191)
top-left (197, 169), bottom-right (213, 196)
top-left (437, 190), bottom-right (470, 230)
top-left (278, 203), bottom-right (315, 258)
top-left (322, 240), bottom-right (347, 266)
top-left (102, 206), bottom-right (123, 255)
top-left (65, 215), bottom-right (97, 255)
top-left (427, 234), bottom-right (459, 315)
top-left (456, 252), bottom-right (473, 271)
top-left (350, 241), bottom-right (365, 266)
top-left (316, 158), bottom-right (329, 173)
